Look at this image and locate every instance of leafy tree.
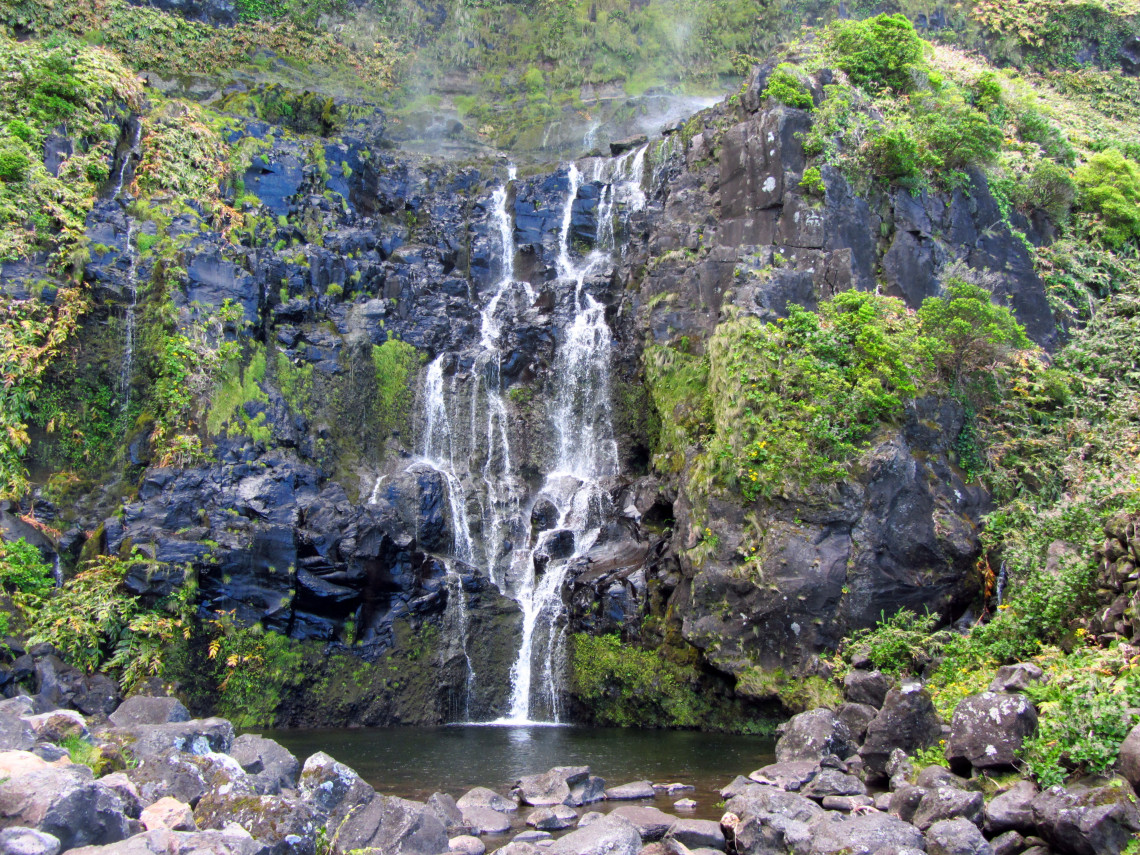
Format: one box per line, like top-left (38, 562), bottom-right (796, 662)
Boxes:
top-left (823, 14), bottom-right (925, 94)
top-left (1075, 149), bottom-right (1140, 248)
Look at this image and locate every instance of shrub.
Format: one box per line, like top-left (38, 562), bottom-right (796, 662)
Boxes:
top-left (0, 148), bottom-right (29, 182)
top-left (865, 126), bottom-right (925, 183)
top-left (917, 100), bottom-right (1003, 172)
top-left (0, 538), bottom-right (53, 595)
top-left (823, 14), bottom-right (925, 94)
top-left (761, 63), bottom-right (813, 109)
top-left (1026, 160), bottom-right (1076, 224)
top-left (838, 608), bottom-right (945, 676)
top-left (1074, 149), bottom-right (1140, 248)
top-left (799, 166), bottom-right (826, 196)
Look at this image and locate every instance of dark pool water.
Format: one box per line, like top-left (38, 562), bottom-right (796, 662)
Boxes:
top-left (260, 724), bottom-right (775, 824)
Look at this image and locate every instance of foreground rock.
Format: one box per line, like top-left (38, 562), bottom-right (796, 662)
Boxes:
top-left (945, 693), bottom-right (1037, 775)
top-left (547, 814), bottom-right (641, 855)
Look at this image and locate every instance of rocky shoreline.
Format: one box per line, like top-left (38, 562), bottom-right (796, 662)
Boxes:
top-left (0, 651), bottom-right (1138, 855)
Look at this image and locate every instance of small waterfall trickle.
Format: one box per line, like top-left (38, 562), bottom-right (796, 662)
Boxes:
top-left (396, 150), bottom-right (649, 723)
top-left (119, 221), bottom-right (139, 418)
top-left (110, 121), bottom-right (142, 201)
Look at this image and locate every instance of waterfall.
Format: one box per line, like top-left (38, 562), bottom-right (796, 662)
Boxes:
top-left (119, 221), bottom-right (139, 419)
top-left (110, 121), bottom-right (142, 201)
top-left (398, 150), bottom-right (648, 723)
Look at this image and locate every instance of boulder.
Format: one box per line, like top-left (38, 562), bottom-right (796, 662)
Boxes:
top-left (664, 819), bottom-right (724, 851)
top-left (945, 693), bottom-right (1037, 775)
top-left (807, 812), bottom-right (926, 855)
top-left (492, 845), bottom-right (539, 855)
top-left (725, 785), bottom-right (824, 825)
top-left (925, 818), bottom-right (993, 855)
top-left (0, 763), bottom-right (131, 849)
top-left (194, 791), bottom-right (320, 855)
top-left (458, 787), bottom-right (518, 813)
top-left (22, 711), bottom-right (88, 744)
top-left (140, 796), bottom-right (196, 831)
top-left (513, 768), bottom-right (603, 807)
top-left (889, 786), bottom-right (928, 825)
top-left (987, 664), bottom-right (1044, 694)
top-left (64, 828), bottom-right (267, 855)
top-left (835, 703), bottom-right (879, 744)
top-left (98, 773), bottom-right (143, 819)
top-left (820, 795), bottom-right (874, 812)
top-left (0, 828), bottom-right (62, 855)
top-left (775, 710), bottom-right (854, 763)
top-left (859, 684), bottom-right (942, 776)
top-left (227, 735), bottom-right (300, 794)
top-left (800, 769), bottom-right (866, 800)
top-left (1032, 784), bottom-right (1140, 855)
top-left (914, 767), bottom-right (966, 791)
top-left (126, 751), bottom-right (210, 808)
top-left (298, 751), bottom-right (374, 824)
top-left (1117, 722), bottom-right (1140, 792)
top-left (428, 792), bottom-right (467, 830)
top-left (989, 831), bottom-right (1024, 855)
top-left (526, 804), bottom-right (578, 831)
top-left (843, 670), bottom-right (890, 708)
top-left (0, 751), bottom-right (51, 779)
top-left (0, 712), bottom-right (37, 752)
top-left (461, 804), bottom-right (513, 834)
top-left (606, 781), bottom-right (656, 800)
top-left (123, 719), bottom-right (234, 758)
top-left (984, 780), bottom-right (1038, 836)
top-left (747, 762), bottom-right (819, 792)
top-left (333, 794), bottom-right (449, 855)
top-left (610, 805), bottom-right (676, 840)
top-left (548, 814), bottom-right (641, 855)
top-left (511, 831), bottom-right (550, 844)
top-left (109, 697), bottom-right (190, 728)
top-left (450, 836), bottom-right (485, 855)
top-left (912, 787), bottom-right (985, 832)
top-left (674, 799), bottom-right (697, 810)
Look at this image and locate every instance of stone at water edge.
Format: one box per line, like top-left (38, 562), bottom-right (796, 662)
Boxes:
top-left (843, 670), bottom-right (890, 708)
top-left (724, 785), bottom-right (825, 825)
top-left (664, 818), bottom-right (725, 851)
top-left (512, 831), bottom-right (553, 844)
top-left (122, 718), bottom-right (235, 759)
top-left (227, 734), bottom-right (300, 794)
top-left (673, 799), bottom-right (697, 810)
top-left (775, 709), bottom-right (855, 763)
top-left (109, 696), bottom-right (191, 728)
top-left (429, 792), bottom-right (468, 830)
top-left (548, 814), bottom-right (642, 855)
top-left (526, 804), bottom-right (578, 830)
top-left (990, 830), bottom-right (1025, 855)
top-left (298, 750), bottom-right (375, 824)
top-left (807, 812), bottom-right (926, 855)
top-left (605, 780), bottom-right (656, 800)
top-left (459, 786), bottom-right (519, 813)
top-left (450, 835), bottom-right (486, 855)
top-left (462, 804), bottom-right (514, 835)
top-left (911, 787), bottom-right (985, 832)
top-left (859, 683), bottom-right (942, 777)
top-left (610, 805), bottom-right (677, 841)
top-left (747, 761), bottom-right (819, 791)
top-left (332, 793), bottom-right (450, 855)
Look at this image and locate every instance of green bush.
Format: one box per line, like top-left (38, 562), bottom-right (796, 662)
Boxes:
top-left (1075, 149), bottom-right (1140, 248)
top-left (865, 126), bottom-right (925, 183)
top-left (1026, 160), bottom-right (1077, 224)
top-left (761, 63), bottom-right (813, 109)
top-left (0, 148), bottom-right (29, 182)
top-left (0, 538), bottom-right (53, 595)
top-left (838, 608), bottom-right (945, 677)
top-left (799, 166), bottom-right (826, 196)
top-left (917, 100), bottom-right (1003, 172)
top-left (823, 14), bottom-right (925, 94)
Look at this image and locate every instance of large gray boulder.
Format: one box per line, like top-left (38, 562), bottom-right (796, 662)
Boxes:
top-left (775, 710), bottom-right (854, 763)
top-left (547, 814), bottom-right (641, 855)
top-left (526, 805), bottom-right (578, 831)
top-left (605, 781), bottom-right (655, 800)
top-left (800, 769), bottom-right (866, 800)
top-left (725, 785), bottom-right (824, 825)
top-left (747, 762), bottom-right (819, 792)
top-left (457, 787), bottom-right (517, 813)
top-left (1032, 784), bottom-right (1140, 855)
top-left (427, 792), bottom-right (467, 831)
top-left (0, 764), bottom-right (130, 850)
top-left (122, 719), bottom-right (234, 758)
top-left (461, 804), bottom-right (512, 835)
top-left (859, 684), bottom-right (942, 777)
top-left (513, 768), bottom-right (604, 807)
top-left (0, 712), bottom-right (36, 752)
top-left (332, 794), bottom-right (449, 855)
top-left (807, 812), bottom-right (926, 855)
top-left (126, 751), bottom-right (211, 808)
top-left (984, 780), bottom-right (1038, 836)
top-left (945, 693), bottom-right (1037, 775)
top-left (109, 697), bottom-right (191, 728)
top-left (835, 703), bottom-right (878, 744)
top-left (227, 735), bottom-right (299, 794)
top-left (925, 818), bottom-right (993, 855)
top-left (664, 818), bottom-right (724, 851)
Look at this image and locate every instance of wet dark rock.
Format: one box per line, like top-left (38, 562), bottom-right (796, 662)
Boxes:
top-left (989, 831), bottom-right (1024, 855)
top-left (946, 693), bottom-right (1037, 775)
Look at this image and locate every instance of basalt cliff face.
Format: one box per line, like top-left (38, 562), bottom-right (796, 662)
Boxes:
top-left (2, 62), bottom-right (1058, 727)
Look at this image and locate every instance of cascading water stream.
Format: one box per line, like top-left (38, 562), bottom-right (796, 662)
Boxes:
top-left (119, 221), bottom-right (139, 418)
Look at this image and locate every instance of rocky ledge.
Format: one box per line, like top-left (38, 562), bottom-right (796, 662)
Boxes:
top-left (1, 656), bottom-right (1140, 855)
